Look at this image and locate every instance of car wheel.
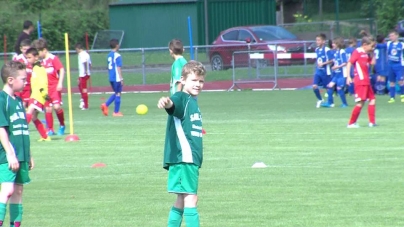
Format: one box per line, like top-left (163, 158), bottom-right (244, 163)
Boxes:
top-left (211, 54), bottom-right (224, 71)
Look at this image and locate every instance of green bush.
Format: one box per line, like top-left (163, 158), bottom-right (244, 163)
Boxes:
top-left (0, 0), bottom-right (117, 52)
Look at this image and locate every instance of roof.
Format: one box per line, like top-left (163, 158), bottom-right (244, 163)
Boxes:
top-left (110, 0), bottom-right (197, 6)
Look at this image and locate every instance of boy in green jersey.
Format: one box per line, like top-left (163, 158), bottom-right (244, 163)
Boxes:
top-left (169, 39), bottom-right (187, 96)
top-left (0, 61), bottom-right (34, 227)
top-left (158, 61), bottom-right (206, 227)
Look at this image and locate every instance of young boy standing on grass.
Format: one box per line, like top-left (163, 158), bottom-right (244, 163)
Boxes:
top-left (101, 39), bottom-right (123, 117)
top-left (24, 47), bottom-right (51, 142)
top-left (157, 60), bottom-right (206, 227)
top-left (75, 43), bottom-right (91, 110)
top-left (169, 39), bottom-right (187, 96)
top-left (0, 61), bottom-right (34, 227)
top-left (32, 38), bottom-right (65, 136)
top-left (13, 39), bottom-right (33, 109)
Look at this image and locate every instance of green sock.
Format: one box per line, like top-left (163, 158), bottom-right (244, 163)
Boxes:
top-left (167, 206), bottom-right (183, 227)
top-left (0, 203), bottom-right (6, 226)
top-left (184, 207), bottom-right (200, 227)
top-left (10, 204), bottom-right (22, 227)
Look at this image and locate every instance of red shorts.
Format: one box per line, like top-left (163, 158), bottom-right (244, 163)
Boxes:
top-left (28, 98), bottom-right (44, 112)
top-left (354, 84), bottom-right (375, 102)
top-left (79, 75), bottom-right (90, 89)
top-left (15, 85), bottom-right (31, 102)
top-left (45, 89), bottom-right (62, 107)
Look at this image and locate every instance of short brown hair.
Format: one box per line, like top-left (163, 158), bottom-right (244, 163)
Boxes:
top-left (169, 39), bottom-right (184, 55)
top-left (20, 39), bottom-right (31, 47)
top-left (110, 39), bottom-right (119, 49)
top-left (361, 35), bottom-right (375, 45)
top-left (1, 61), bottom-right (26, 83)
top-left (32, 38), bottom-right (48, 51)
top-left (348, 37), bottom-right (357, 46)
top-left (75, 43), bottom-right (83, 49)
top-left (316, 33), bottom-right (327, 41)
top-left (333, 37), bottom-right (345, 49)
top-left (181, 60), bottom-right (206, 79)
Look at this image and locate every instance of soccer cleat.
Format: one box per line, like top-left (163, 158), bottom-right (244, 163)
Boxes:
top-left (347, 123), bottom-right (359, 128)
top-left (38, 137), bottom-right (51, 142)
top-left (100, 103), bottom-right (108, 116)
top-left (112, 112), bottom-right (123, 117)
top-left (47, 129), bottom-right (55, 136)
top-left (388, 98), bottom-right (395, 103)
top-left (58, 126), bottom-right (66, 136)
top-left (79, 101), bottom-right (85, 109)
top-left (340, 104), bottom-right (348, 108)
top-left (321, 102), bottom-right (334, 108)
top-left (81, 107), bottom-right (88, 110)
top-left (316, 100), bottom-right (323, 108)
top-left (368, 123), bottom-right (378, 127)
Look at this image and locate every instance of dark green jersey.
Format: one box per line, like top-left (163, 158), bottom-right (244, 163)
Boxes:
top-left (0, 91), bottom-right (30, 164)
top-left (170, 56), bottom-right (187, 96)
top-left (163, 92), bottom-right (203, 169)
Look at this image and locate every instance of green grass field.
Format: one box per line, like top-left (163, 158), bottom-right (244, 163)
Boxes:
top-left (20, 90), bottom-right (403, 226)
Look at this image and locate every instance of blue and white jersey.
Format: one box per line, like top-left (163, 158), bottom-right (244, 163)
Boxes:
top-left (107, 51), bottom-right (123, 82)
top-left (333, 49), bottom-right (347, 77)
top-left (315, 46), bottom-right (333, 75)
top-left (345, 46), bottom-right (355, 77)
top-left (387, 41), bottom-right (404, 64)
top-left (374, 44), bottom-right (388, 72)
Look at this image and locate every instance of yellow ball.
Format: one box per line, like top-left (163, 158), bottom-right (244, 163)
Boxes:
top-left (136, 104), bottom-right (148, 115)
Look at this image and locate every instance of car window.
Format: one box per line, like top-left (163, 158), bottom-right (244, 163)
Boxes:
top-left (238, 30), bottom-right (254, 42)
top-left (222, 30), bottom-right (239, 41)
top-left (251, 26), bottom-right (297, 41)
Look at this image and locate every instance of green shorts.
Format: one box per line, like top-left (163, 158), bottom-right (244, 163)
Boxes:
top-left (167, 163), bottom-right (199, 194)
top-left (0, 162), bottom-right (31, 185)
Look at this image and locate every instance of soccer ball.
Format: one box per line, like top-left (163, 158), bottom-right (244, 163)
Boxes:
top-left (136, 104), bottom-right (148, 115)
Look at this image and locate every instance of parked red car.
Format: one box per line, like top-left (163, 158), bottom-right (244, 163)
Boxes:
top-left (208, 25), bottom-right (315, 70)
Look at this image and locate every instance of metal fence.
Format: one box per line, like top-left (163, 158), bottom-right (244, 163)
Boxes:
top-left (0, 40), bottom-right (326, 90)
top-left (279, 18), bottom-right (377, 41)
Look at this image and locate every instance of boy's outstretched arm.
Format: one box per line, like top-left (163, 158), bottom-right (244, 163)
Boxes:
top-left (157, 97), bottom-right (173, 109)
top-left (0, 127), bottom-right (19, 171)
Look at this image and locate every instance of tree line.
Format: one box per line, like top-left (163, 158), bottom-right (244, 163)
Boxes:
top-left (0, 0), bottom-right (118, 52)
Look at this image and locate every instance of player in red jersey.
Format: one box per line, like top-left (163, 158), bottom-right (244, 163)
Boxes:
top-left (13, 39), bottom-right (32, 108)
top-left (32, 38), bottom-right (66, 136)
top-left (346, 35), bottom-right (376, 128)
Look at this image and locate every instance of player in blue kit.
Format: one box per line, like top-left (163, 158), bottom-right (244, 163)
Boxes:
top-left (322, 37), bottom-right (348, 107)
top-left (383, 31), bottom-right (404, 103)
top-left (101, 39), bottom-right (124, 116)
top-left (373, 34), bottom-right (388, 95)
top-left (345, 38), bottom-right (357, 95)
top-left (313, 34), bottom-right (334, 108)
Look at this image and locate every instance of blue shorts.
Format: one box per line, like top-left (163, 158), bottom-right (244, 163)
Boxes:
top-left (331, 76), bottom-right (346, 88)
top-left (313, 71), bottom-right (330, 87)
top-left (110, 81), bottom-right (122, 93)
top-left (388, 63), bottom-right (403, 82)
top-left (375, 65), bottom-right (388, 77)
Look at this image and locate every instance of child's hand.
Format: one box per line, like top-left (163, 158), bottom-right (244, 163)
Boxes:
top-left (317, 62), bottom-right (324, 67)
top-left (332, 65), bottom-right (338, 70)
top-left (157, 97), bottom-right (173, 109)
top-left (29, 157), bottom-right (34, 170)
top-left (6, 153), bottom-right (19, 172)
top-left (346, 77), bottom-right (352, 85)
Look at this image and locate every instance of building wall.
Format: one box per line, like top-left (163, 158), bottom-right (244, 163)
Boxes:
top-left (110, 0), bottom-right (276, 48)
top-left (110, 2), bottom-right (199, 48)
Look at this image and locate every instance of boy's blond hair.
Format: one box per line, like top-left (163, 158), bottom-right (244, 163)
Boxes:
top-left (1, 61), bottom-right (26, 83)
top-left (181, 60), bottom-right (206, 79)
top-left (169, 39), bottom-right (184, 55)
